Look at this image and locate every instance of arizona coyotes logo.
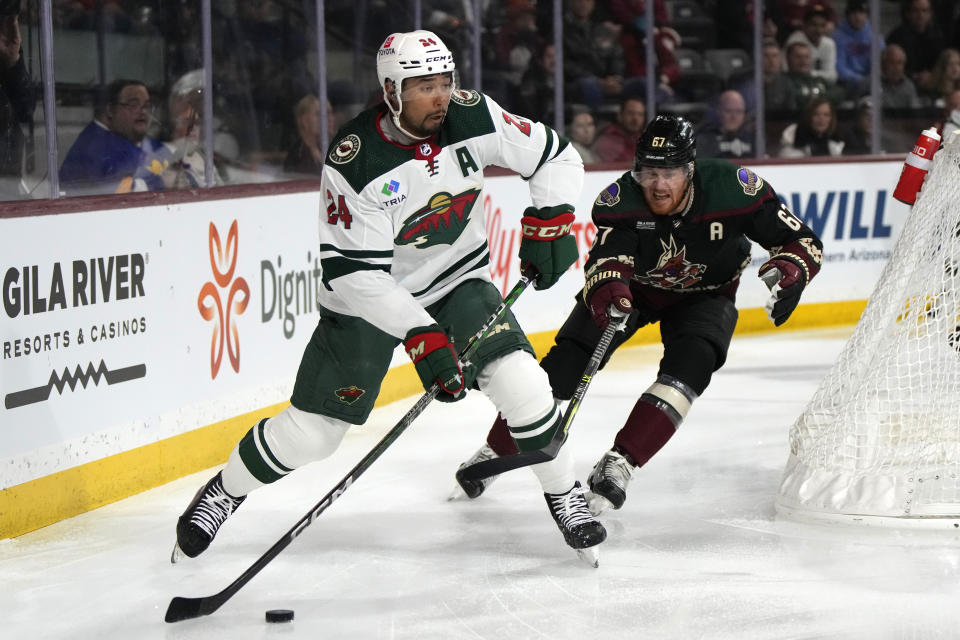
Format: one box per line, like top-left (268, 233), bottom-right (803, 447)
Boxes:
top-left (644, 236), bottom-right (707, 289)
top-left (335, 385), bottom-right (365, 404)
top-left (395, 188), bottom-right (481, 248)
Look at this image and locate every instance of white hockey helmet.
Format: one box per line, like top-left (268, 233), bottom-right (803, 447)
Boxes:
top-left (376, 30), bottom-right (456, 103)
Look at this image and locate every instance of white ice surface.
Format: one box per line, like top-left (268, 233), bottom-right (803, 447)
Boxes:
top-left (4, 327), bottom-right (960, 639)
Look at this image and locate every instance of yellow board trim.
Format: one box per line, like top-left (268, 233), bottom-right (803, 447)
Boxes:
top-left (0, 300), bottom-right (866, 539)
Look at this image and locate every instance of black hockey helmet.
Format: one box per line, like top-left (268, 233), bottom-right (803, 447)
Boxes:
top-left (633, 115), bottom-right (696, 171)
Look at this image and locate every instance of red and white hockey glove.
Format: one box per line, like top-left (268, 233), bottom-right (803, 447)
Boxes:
top-left (403, 324), bottom-right (465, 402)
top-left (582, 259), bottom-right (634, 330)
top-left (758, 256), bottom-right (807, 326)
top-left (517, 205), bottom-right (578, 290)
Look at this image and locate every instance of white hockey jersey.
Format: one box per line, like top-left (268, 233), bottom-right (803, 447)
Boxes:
top-left (317, 90), bottom-right (584, 339)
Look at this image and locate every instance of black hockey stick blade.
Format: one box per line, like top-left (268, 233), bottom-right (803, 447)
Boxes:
top-left (164, 270), bottom-right (536, 623)
top-left (165, 595), bottom-right (224, 623)
top-left (456, 308), bottom-right (628, 482)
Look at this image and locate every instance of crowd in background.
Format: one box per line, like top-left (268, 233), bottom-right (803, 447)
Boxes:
top-left (2, 0), bottom-right (960, 201)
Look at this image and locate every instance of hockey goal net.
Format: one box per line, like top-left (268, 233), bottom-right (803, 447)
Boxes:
top-left (776, 131), bottom-right (960, 526)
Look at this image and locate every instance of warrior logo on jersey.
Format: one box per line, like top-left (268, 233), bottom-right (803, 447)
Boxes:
top-left (644, 235), bottom-right (707, 289)
top-left (335, 385), bottom-right (366, 404)
top-left (395, 188), bottom-right (481, 248)
top-left (595, 183), bottom-right (621, 207)
top-left (330, 134), bottom-right (361, 164)
top-left (737, 167), bottom-right (764, 196)
top-left (451, 89), bottom-right (481, 106)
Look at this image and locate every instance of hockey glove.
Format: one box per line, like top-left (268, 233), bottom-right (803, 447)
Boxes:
top-left (758, 257), bottom-right (807, 326)
top-left (517, 205), bottom-right (578, 290)
top-left (404, 324), bottom-right (465, 402)
top-left (582, 260), bottom-right (634, 330)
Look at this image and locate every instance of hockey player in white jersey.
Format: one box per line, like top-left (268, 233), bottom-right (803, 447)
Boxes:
top-left (173, 30), bottom-right (606, 565)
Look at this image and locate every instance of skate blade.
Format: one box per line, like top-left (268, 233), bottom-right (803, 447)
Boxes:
top-left (576, 545), bottom-right (600, 568)
top-left (170, 542), bottom-right (185, 564)
top-left (447, 483), bottom-right (468, 501)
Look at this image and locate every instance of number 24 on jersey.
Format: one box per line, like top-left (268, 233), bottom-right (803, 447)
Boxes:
top-left (326, 189), bottom-right (352, 229)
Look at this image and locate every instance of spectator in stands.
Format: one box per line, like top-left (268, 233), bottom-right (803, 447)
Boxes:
top-left (833, 0), bottom-right (882, 98)
top-left (607, 0), bottom-right (681, 103)
top-left (491, 4), bottom-right (540, 111)
top-left (784, 4), bottom-right (838, 83)
top-left (592, 95), bottom-right (646, 163)
top-left (567, 109), bottom-right (600, 164)
top-left (779, 96), bottom-right (845, 157)
top-left (514, 43), bottom-right (557, 124)
top-left (163, 69), bottom-right (235, 188)
top-left (563, 0), bottom-right (627, 109)
top-left (935, 89), bottom-right (960, 138)
top-left (696, 90), bottom-right (756, 159)
top-left (762, 39), bottom-right (795, 112)
top-left (924, 48), bottom-right (960, 107)
top-left (0, 10), bottom-right (34, 200)
top-left (784, 41), bottom-right (840, 108)
top-left (886, 0), bottom-right (946, 94)
top-left (59, 79), bottom-right (168, 195)
top-left (880, 44), bottom-right (922, 109)
top-left (284, 94), bottom-right (336, 177)
top-left (841, 96), bottom-right (873, 155)
top-left (776, 0), bottom-right (836, 37)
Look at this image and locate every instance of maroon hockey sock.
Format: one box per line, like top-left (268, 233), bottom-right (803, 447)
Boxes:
top-left (613, 398), bottom-right (679, 468)
top-left (486, 412), bottom-right (520, 456)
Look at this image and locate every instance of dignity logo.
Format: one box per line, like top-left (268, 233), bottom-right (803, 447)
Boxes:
top-left (197, 220), bottom-right (250, 379)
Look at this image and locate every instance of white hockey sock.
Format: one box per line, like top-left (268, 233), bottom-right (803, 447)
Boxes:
top-left (221, 445), bottom-right (264, 497)
top-left (529, 444), bottom-right (576, 495)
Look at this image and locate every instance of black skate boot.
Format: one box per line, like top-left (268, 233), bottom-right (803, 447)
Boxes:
top-left (451, 444), bottom-right (500, 500)
top-left (544, 481), bottom-right (606, 567)
top-left (586, 448), bottom-right (635, 515)
top-left (172, 471), bottom-right (245, 562)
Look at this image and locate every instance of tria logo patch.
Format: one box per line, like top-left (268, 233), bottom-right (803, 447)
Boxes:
top-left (382, 179), bottom-right (400, 196)
top-left (643, 235), bottom-right (707, 289)
top-left (335, 385), bottom-right (366, 404)
top-left (395, 188), bottom-right (481, 248)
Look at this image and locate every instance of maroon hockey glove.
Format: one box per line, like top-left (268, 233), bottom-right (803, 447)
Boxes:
top-left (758, 256), bottom-right (806, 326)
top-left (518, 205), bottom-right (578, 290)
top-left (582, 261), bottom-right (634, 330)
top-left (404, 324), bottom-right (465, 402)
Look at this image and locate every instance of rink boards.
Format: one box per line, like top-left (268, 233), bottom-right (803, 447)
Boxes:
top-left (0, 158), bottom-right (908, 537)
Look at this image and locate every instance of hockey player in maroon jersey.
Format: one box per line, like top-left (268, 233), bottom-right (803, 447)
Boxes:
top-left (455, 115), bottom-right (824, 515)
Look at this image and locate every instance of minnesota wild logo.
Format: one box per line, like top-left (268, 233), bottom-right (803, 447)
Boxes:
top-left (395, 188), bottom-right (481, 248)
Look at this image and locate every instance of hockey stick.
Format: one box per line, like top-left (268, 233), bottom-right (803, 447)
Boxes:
top-left (456, 308), bottom-right (628, 482)
top-left (165, 270), bottom-right (536, 623)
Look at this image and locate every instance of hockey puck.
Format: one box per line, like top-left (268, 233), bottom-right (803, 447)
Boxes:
top-left (265, 609), bottom-right (294, 623)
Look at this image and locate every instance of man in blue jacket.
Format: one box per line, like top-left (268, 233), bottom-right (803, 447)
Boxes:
top-left (59, 78), bottom-right (168, 195)
top-left (833, 1), bottom-right (883, 99)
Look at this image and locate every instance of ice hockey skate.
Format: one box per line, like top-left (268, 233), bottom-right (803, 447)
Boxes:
top-left (544, 481), bottom-right (606, 567)
top-left (171, 471), bottom-right (245, 563)
top-left (586, 448), bottom-right (635, 515)
top-left (449, 443), bottom-right (500, 500)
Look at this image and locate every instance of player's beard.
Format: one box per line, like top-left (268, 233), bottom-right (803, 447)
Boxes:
top-left (409, 110), bottom-right (446, 138)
